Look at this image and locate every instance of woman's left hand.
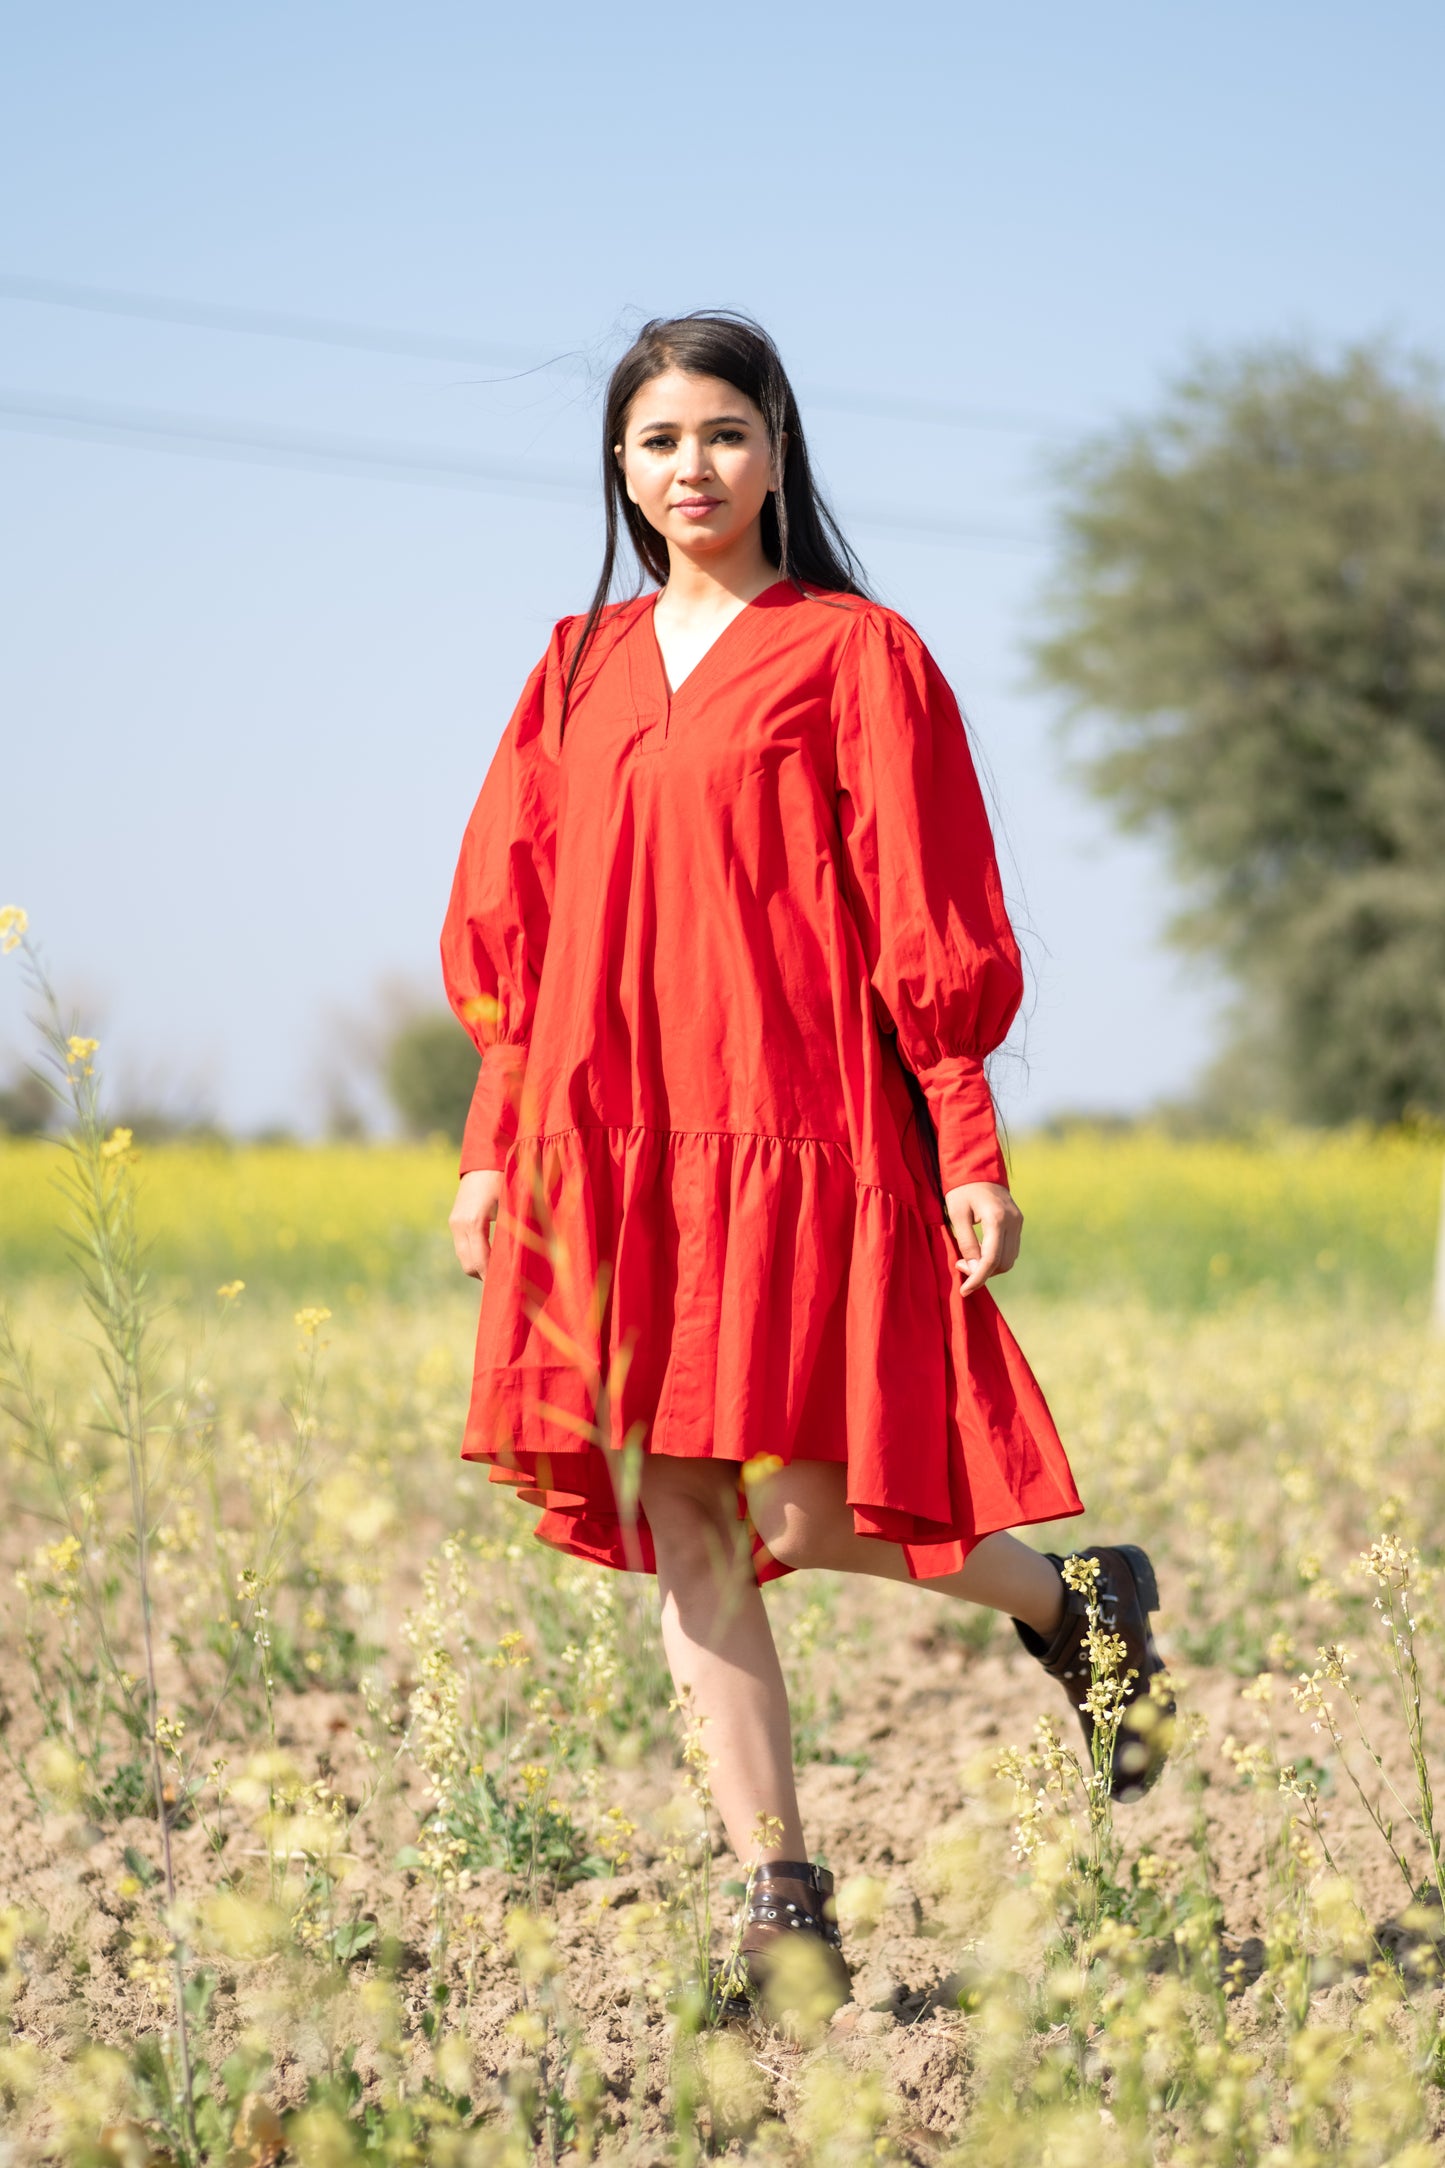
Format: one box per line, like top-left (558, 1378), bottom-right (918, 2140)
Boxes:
top-left (945, 1181), bottom-right (1023, 1297)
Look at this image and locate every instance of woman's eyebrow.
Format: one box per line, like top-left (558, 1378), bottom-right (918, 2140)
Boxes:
top-left (635, 413), bottom-right (755, 432)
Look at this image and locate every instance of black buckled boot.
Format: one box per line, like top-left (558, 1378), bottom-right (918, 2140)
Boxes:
top-left (1012, 1545), bottom-right (1174, 1802)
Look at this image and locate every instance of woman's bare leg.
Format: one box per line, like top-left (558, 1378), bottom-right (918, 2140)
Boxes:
top-left (637, 1454), bottom-right (807, 1864)
top-left (632, 1455), bottom-right (1065, 1864)
top-left (746, 1461), bottom-right (1067, 1637)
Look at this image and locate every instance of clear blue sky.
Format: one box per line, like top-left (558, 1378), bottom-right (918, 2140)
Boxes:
top-left (2, 3), bottom-right (1441, 1135)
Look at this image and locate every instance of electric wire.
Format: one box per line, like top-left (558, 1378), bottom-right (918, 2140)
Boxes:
top-left (0, 386), bottom-right (1046, 548)
top-left (0, 271), bottom-right (544, 374)
top-left (0, 270), bottom-right (1087, 437)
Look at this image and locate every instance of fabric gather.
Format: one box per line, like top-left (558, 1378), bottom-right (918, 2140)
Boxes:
top-left (465, 1123), bottom-right (1082, 1581)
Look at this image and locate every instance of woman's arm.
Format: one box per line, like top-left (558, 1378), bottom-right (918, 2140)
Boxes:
top-left (832, 608), bottom-right (1026, 1297)
top-left (440, 623), bottom-right (568, 1272)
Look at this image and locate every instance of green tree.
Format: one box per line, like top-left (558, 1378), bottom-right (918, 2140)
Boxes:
top-left (1032, 340), bottom-right (1445, 1125)
top-left (384, 1011), bottom-right (480, 1143)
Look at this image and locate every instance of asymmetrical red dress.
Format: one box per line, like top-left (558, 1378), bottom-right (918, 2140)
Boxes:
top-left (440, 580), bottom-right (1084, 1582)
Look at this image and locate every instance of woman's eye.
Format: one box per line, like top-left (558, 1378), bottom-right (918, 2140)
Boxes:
top-left (642, 435), bottom-right (674, 451)
top-left (712, 430), bottom-right (744, 444)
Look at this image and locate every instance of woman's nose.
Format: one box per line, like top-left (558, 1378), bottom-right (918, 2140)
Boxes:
top-left (676, 436), bottom-right (714, 482)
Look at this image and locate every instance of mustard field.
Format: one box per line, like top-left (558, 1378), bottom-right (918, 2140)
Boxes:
top-left (0, 1123), bottom-right (1438, 1312)
top-left (3, 1109), bottom-right (1445, 2162)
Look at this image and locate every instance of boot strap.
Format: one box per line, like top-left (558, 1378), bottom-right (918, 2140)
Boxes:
top-left (742, 1861), bottom-right (843, 1949)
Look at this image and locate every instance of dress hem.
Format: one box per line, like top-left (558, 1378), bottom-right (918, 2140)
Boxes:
top-left (465, 1121), bottom-right (1086, 1583)
top-left (463, 1432), bottom-right (1086, 1585)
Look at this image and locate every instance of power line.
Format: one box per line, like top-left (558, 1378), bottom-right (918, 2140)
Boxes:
top-left (0, 386), bottom-right (1046, 549)
top-left (0, 270), bottom-right (1086, 437)
top-left (0, 386), bottom-right (588, 498)
top-left (0, 270), bottom-right (546, 375)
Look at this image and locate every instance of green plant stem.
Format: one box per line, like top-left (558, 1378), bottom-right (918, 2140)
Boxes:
top-left (26, 944), bottom-right (200, 2156)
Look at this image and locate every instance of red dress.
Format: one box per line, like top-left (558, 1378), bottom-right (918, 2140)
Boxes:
top-left (440, 580), bottom-right (1084, 1581)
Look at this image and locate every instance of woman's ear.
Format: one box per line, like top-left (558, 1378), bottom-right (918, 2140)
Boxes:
top-left (613, 441), bottom-right (637, 507)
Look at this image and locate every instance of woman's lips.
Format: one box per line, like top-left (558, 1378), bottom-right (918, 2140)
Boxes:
top-left (674, 498), bottom-right (722, 520)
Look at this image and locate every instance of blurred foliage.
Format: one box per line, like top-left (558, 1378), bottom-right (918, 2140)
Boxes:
top-left (0, 1125), bottom-right (1438, 1314)
top-left (0, 1067), bottom-right (49, 1137)
top-left (999, 1119), bottom-right (1441, 1311)
top-left (106, 1105), bottom-right (229, 1146)
top-left (384, 1009), bottom-right (479, 1144)
top-left (7, 1231), bottom-right (1445, 2158)
top-left (0, 1140), bottom-right (457, 1300)
top-left (1033, 339), bottom-right (1445, 1125)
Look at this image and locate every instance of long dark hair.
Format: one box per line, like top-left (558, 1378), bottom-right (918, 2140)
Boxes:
top-left (561, 309), bottom-right (950, 1215)
top-left (560, 310), bottom-right (870, 731)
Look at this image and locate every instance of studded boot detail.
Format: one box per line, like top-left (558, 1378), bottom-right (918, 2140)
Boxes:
top-left (732, 1859), bottom-right (851, 2006)
top-left (1012, 1545), bottom-right (1175, 1802)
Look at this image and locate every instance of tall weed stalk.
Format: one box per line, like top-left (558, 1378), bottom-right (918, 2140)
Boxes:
top-left (0, 923), bottom-right (202, 2150)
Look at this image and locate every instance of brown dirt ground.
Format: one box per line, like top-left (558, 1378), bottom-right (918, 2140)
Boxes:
top-left (5, 1549), bottom-right (1444, 2156)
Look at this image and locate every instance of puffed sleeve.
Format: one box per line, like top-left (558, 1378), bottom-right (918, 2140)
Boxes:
top-left (440, 621), bottom-right (566, 1175)
top-left (832, 607), bottom-right (1024, 1191)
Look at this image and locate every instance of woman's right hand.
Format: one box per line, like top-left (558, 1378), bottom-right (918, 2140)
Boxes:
top-left (449, 1168), bottom-right (504, 1281)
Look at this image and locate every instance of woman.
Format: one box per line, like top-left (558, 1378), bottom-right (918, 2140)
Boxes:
top-left (441, 312), bottom-right (1170, 2006)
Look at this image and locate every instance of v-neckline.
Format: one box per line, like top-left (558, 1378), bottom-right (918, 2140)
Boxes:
top-left (647, 578), bottom-right (793, 708)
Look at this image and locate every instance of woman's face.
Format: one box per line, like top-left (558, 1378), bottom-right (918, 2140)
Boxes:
top-left (616, 369), bottom-right (781, 562)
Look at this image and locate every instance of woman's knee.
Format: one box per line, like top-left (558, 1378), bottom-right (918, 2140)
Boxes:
top-left (752, 1502), bottom-right (829, 1571)
top-left (640, 1460), bottom-right (744, 1573)
top-left (748, 1471), bottom-right (848, 1572)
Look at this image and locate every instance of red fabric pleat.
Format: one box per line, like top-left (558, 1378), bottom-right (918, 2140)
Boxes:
top-left (462, 1126), bottom-right (1082, 1581)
